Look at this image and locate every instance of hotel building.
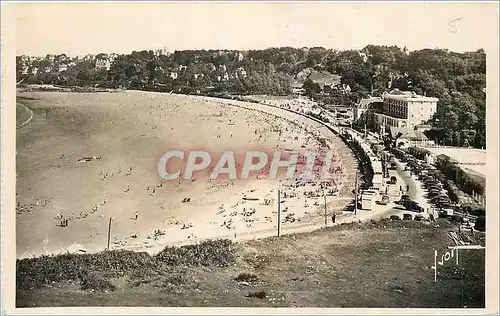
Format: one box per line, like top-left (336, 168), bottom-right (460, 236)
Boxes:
top-left (374, 90), bottom-right (438, 128)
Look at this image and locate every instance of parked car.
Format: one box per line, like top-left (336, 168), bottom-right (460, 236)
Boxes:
top-left (389, 215), bottom-right (401, 220)
top-left (440, 207), bottom-right (454, 216)
top-left (378, 195), bottom-right (390, 205)
top-left (436, 202), bottom-right (453, 209)
top-left (390, 176), bottom-right (397, 184)
top-left (414, 214), bottom-right (425, 221)
top-left (431, 196), bottom-right (451, 203)
top-left (396, 194), bottom-right (410, 205)
top-left (403, 213), bottom-right (413, 220)
top-left (427, 191), bottom-right (442, 198)
top-left (403, 200), bottom-right (424, 212)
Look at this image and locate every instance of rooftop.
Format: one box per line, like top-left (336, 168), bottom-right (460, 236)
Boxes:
top-left (383, 89), bottom-right (439, 102)
top-left (389, 126), bottom-right (429, 141)
top-left (358, 97), bottom-right (383, 108)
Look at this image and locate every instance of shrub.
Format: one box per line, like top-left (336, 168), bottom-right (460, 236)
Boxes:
top-left (247, 291), bottom-right (267, 299)
top-left (475, 216), bottom-right (486, 232)
top-left (235, 272), bottom-right (258, 283)
top-left (154, 239), bottom-right (235, 267)
top-left (80, 271), bottom-right (115, 292)
top-left (17, 239), bottom-right (236, 292)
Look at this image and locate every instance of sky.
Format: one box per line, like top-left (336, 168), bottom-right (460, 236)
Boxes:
top-left (12, 2), bottom-right (498, 56)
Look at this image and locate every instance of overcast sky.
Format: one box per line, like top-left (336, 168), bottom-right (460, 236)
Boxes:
top-left (13, 2), bottom-right (498, 56)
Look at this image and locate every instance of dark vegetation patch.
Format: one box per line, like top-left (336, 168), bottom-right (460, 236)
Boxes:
top-left (17, 239), bottom-right (235, 292)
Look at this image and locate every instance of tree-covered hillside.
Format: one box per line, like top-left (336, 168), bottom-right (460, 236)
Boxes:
top-left (16, 46), bottom-right (486, 148)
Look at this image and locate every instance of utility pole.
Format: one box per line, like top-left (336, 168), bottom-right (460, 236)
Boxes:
top-left (277, 189), bottom-right (281, 237)
top-left (354, 169), bottom-right (358, 216)
top-left (106, 217), bottom-right (112, 251)
top-left (324, 190), bottom-right (327, 227)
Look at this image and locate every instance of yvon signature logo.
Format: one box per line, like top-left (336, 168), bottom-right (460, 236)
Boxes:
top-left (431, 245), bottom-right (485, 282)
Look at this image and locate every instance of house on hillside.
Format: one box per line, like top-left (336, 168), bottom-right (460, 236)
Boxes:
top-left (83, 54), bottom-right (94, 62)
top-left (292, 82), bottom-right (305, 95)
top-left (236, 67), bottom-right (247, 78)
top-left (235, 52), bottom-right (244, 62)
top-left (169, 72), bottom-right (178, 79)
top-left (341, 84), bottom-right (351, 94)
top-left (95, 58), bottom-right (111, 71)
top-left (207, 63), bottom-right (217, 72)
top-left (389, 126), bottom-right (434, 147)
top-left (20, 65), bottom-right (29, 75)
top-left (56, 54), bottom-right (69, 63)
top-left (58, 64), bottom-right (68, 72)
top-left (359, 52), bottom-right (368, 63)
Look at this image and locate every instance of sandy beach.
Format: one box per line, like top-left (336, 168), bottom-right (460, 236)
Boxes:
top-left (16, 91), bottom-right (356, 258)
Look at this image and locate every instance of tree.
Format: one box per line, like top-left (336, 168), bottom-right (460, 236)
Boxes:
top-left (475, 216), bottom-right (485, 232)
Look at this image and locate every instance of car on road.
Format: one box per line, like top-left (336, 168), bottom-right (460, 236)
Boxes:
top-left (378, 195), bottom-right (390, 205)
top-left (424, 179), bottom-right (439, 185)
top-left (390, 176), bottom-right (397, 184)
top-left (403, 213), bottom-right (413, 220)
top-left (427, 190), bottom-right (443, 198)
top-left (439, 207), bottom-right (454, 216)
top-left (433, 197), bottom-right (452, 204)
top-left (414, 214), bottom-right (425, 221)
top-left (396, 194), bottom-right (410, 205)
top-left (403, 200), bottom-right (424, 212)
top-left (436, 201), bottom-right (453, 209)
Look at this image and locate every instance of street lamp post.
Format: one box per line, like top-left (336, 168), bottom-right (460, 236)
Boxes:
top-left (324, 190), bottom-right (327, 227)
top-left (354, 169), bottom-right (358, 216)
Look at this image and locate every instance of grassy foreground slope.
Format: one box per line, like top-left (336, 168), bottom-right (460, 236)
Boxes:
top-left (16, 219), bottom-right (485, 308)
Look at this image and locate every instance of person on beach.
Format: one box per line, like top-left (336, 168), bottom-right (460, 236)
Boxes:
top-left (135, 211), bottom-right (139, 220)
top-left (406, 184), bottom-right (410, 193)
top-left (331, 214), bottom-right (336, 224)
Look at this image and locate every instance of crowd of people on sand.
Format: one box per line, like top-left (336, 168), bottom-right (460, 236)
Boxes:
top-left (16, 197), bottom-right (50, 215)
top-left (20, 95), bottom-right (357, 254)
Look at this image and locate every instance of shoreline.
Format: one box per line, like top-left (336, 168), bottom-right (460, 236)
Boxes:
top-left (16, 102), bottom-right (34, 129)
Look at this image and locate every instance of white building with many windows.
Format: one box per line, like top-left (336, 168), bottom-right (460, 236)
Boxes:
top-left (374, 90), bottom-right (438, 128)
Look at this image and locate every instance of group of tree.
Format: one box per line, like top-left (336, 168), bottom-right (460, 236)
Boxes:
top-left (16, 45), bottom-right (486, 148)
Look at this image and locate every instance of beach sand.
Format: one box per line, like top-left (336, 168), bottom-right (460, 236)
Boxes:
top-left (16, 91), bottom-right (356, 257)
